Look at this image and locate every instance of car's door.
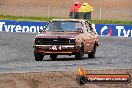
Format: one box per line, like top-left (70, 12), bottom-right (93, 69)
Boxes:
top-left (83, 21), bottom-right (95, 53)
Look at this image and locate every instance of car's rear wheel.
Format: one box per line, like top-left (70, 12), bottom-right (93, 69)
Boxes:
top-left (34, 52), bottom-right (44, 61)
top-left (88, 45), bottom-right (96, 58)
top-left (75, 44), bottom-right (84, 60)
top-left (50, 55), bottom-right (57, 60)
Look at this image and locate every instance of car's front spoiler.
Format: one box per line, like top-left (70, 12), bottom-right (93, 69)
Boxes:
top-left (33, 45), bottom-right (81, 49)
top-left (33, 45), bottom-right (81, 54)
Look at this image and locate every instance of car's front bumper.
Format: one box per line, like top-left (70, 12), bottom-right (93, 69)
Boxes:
top-left (33, 45), bottom-right (81, 55)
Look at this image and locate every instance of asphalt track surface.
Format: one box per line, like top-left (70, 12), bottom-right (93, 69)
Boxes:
top-left (0, 32), bottom-right (132, 73)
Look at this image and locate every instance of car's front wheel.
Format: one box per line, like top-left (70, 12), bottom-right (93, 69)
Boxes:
top-left (34, 52), bottom-right (44, 61)
top-left (75, 45), bottom-right (84, 60)
top-left (50, 55), bottom-right (57, 60)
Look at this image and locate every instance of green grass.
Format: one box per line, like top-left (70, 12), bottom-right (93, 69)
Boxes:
top-left (0, 15), bottom-right (132, 24)
top-left (0, 15), bottom-right (57, 22)
top-left (91, 19), bottom-right (132, 25)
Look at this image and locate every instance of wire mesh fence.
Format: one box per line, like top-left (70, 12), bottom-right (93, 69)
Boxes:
top-left (92, 8), bottom-right (132, 21)
top-left (0, 4), bottom-right (132, 21)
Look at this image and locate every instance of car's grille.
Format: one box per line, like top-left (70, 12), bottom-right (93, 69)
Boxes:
top-left (35, 38), bottom-right (76, 45)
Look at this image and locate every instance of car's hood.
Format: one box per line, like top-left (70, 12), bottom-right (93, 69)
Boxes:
top-left (35, 32), bottom-right (79, 39)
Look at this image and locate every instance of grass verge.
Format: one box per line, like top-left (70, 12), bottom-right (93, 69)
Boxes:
top-left (0, 15), bottom-right (132, 24)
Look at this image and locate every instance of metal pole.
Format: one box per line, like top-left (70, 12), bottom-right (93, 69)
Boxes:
top-left (128, 8), bottom-right (130, 20)
top-left (99, 8), bottom-right (102, 20)
top-left (73, 8), bottom-right (75, 19)
top-left (48, 6), bottom-right (50, 18)
top-left (22, 0), bottom-right (25, 17)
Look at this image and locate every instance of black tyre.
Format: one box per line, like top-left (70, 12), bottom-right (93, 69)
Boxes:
top-left (75, 45), bottom-right (84, 60)
top-left (34, 52), bottom-right (44, 61)
top-left (88, 45), bottom-right (96, 58)
top-left (50, 55), bottom-right (57, 60)
top-left (76, 76), bottom-right (87, 85)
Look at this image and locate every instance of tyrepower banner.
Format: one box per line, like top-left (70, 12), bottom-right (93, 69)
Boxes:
top-left (93, 24), bottom-right (132, 37)
top-left (0, 20), bottom-right (48, 33)
top-left (1, 20), bottom-right (132, 37)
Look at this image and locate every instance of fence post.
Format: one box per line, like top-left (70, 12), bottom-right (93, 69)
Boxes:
top-left (128, 8), bottom-right (130, 20)
top-left (22, 0), bottom-right (25, 17)
top-left (99, 8), bottom-right (102, 20)
top-left (48, 6), bottom-right (50, 18)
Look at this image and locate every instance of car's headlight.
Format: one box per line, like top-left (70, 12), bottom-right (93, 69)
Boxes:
top-left (35, 38), bottom-right (42, 45)
top-left (69, 39), bottom-right (76, 44)
top-left (69, 38), bottom-right (76, 40)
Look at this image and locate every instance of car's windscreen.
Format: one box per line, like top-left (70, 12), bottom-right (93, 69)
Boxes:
top-left (45, 21), bottom-right (82, 32)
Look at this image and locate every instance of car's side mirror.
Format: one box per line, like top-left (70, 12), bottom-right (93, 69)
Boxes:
top-left (79, 30), bottom-right (83, 33)
top-left (76, 28), bottom-right (83, 33)
top-left (39, 29), bottom-right (44, 33)
top-left (39, 24), bottom-right (48, 33)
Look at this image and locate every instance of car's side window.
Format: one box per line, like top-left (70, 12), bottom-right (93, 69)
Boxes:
top-left (83, 21), bottom-right (91, 34)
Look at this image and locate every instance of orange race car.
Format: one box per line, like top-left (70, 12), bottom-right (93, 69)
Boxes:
top-left (33, 19), bottom-right (99, 61)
